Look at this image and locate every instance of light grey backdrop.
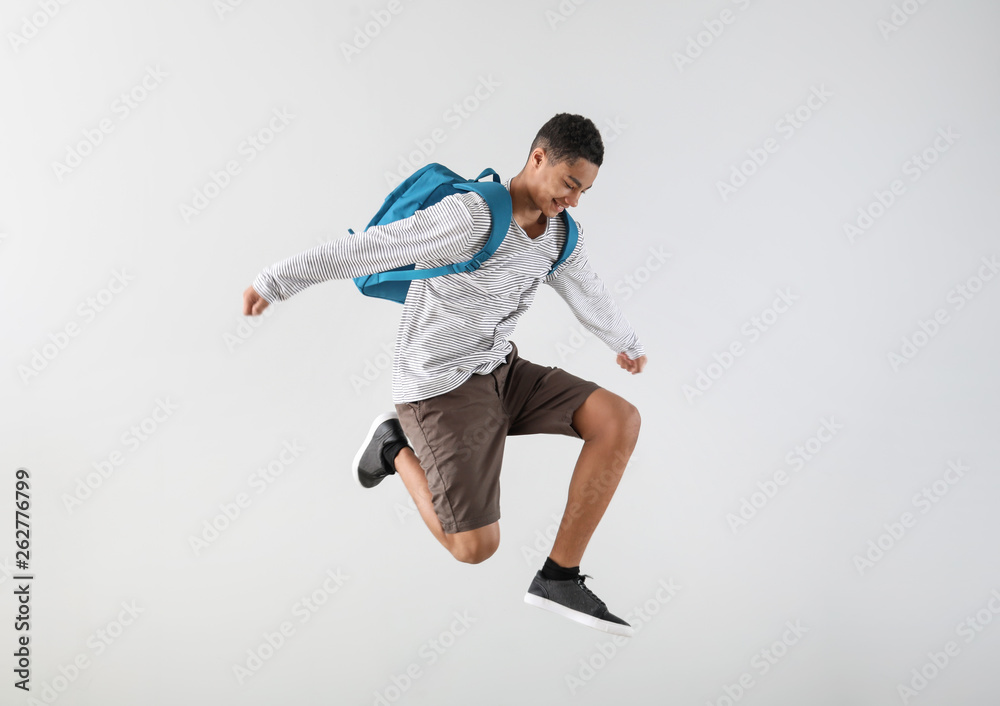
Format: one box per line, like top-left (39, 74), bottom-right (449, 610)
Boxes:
top-left (2, 0), bottom-right (998, 704)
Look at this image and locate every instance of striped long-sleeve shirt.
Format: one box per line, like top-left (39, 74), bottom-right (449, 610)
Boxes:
top-left (252, 179), bottom-right (646, 404)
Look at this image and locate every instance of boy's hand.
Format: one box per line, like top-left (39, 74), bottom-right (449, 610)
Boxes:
top-left (243, 286), bottom-right (270, 315)
top-left (617, 352), bottom-right (646, 374)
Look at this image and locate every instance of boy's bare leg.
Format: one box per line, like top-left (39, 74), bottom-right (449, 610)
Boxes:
top-left (394, 447), bottom-right (499, 564)
top-left (548, 388), bottom-right (641, 568)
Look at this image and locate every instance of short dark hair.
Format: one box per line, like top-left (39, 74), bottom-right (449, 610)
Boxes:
top-left (530, 113), bottom-right (604, 167)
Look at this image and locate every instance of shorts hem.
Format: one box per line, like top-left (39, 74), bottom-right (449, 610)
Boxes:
top-left (440, 512), bottom-right (501, 535)
top-left (565, 382), bottom-right (602, 437)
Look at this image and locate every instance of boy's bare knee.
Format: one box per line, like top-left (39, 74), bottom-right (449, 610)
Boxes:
top-left (446, 524), bottom-right (500, 564)
top-left (451, 543), bottom-right (497, 564)
top-left (603, 401), bottom-right (641, 446)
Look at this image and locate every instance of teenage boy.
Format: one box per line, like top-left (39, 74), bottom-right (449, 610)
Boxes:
top-left (243, 113), bottom-right (647, 636)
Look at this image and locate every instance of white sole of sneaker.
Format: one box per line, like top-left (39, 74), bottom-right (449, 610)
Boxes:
top-left (523, 593), bottom-right (635, 637)
top-left (352, 411), bottom-right (400, 489)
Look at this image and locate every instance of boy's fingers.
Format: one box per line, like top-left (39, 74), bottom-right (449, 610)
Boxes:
top-left (243, 286), bottom-right (263, 315)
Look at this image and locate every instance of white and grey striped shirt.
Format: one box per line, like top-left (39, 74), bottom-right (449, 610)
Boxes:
top-left (252, 179), bottom-right (646, 404)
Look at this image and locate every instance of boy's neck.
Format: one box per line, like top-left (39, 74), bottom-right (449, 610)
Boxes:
top-left (509, 173), bottom-right (547, 235)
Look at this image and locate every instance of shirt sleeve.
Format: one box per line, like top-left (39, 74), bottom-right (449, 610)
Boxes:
top-left (544, 219), bottom-right (646, 360)
top-left (252, 192), bottom-right (489, 303)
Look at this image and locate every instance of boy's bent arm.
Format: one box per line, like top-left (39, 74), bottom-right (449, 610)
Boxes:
top-left (251, 193), bottom-right (486, 304)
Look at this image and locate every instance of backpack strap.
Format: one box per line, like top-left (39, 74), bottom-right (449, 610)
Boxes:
top-left (549, 211), bottom-right (578, 275)
top-left (460, 179), bottom-right (576, 277)
top-left (453, 180), bottom-right (512, 270)
top-left (473, 167), bottom-right (502, 184)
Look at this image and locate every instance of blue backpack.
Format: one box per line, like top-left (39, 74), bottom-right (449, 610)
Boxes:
top-left (351, 163), bottom-right (578, 303)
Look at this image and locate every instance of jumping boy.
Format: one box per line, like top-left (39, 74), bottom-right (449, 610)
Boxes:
top-left (242, 113), bottom-right (647, 636)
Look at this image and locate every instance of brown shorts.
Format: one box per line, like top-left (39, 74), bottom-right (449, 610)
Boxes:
top-left (394, 340), bottom-right (601, 534)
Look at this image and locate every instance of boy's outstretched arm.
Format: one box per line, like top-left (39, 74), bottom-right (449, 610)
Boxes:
top-left (240, 193), bottom-right (489, 316)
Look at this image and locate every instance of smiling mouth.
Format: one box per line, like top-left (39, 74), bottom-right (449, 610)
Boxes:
top-left (552, 199), bottom-right (565, 213)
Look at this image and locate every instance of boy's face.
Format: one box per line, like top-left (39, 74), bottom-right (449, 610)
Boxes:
top-left (531, 149), bottom-right (599, 218)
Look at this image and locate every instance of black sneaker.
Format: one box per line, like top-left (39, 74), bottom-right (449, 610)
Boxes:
top-left (352, 411), bottom-right (409, 489)
top-left (524, 571), bottom-right (634, 637)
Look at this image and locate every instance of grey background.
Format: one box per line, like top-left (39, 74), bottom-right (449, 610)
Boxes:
top-left (2, 0), bottom-right (998, 704)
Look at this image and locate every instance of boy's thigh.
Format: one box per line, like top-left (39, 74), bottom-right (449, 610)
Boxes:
top-left (394, 372), bottom-right (509, 535)
top-left (498, 340), bottom-right (602, 439)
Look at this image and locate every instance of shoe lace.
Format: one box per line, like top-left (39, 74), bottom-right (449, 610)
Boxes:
top-left (575, 574), bottom-right (606, 609)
